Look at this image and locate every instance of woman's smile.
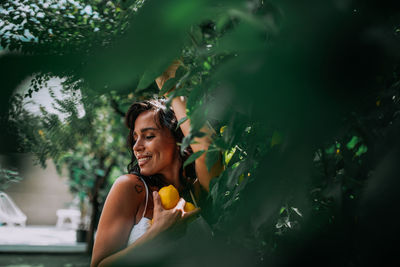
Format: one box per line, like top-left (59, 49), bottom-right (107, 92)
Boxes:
top-left (137, 155), bottom-right (152, 167)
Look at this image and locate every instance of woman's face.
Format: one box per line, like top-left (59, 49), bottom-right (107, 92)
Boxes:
top-left (133, 110), bottom-right (179, 177)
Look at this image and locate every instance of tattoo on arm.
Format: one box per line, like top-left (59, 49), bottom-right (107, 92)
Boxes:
top-left (135, 184), bottom-right (144, 194)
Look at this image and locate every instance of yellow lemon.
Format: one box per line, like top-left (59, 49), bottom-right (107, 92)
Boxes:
top-left (158, 185), bottom-right (180, 210)
top-left (184, 202), bottom-right (196, 212)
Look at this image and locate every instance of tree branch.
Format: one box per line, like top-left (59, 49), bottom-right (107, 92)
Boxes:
top-left (110, 98), bottom-right (125, 117)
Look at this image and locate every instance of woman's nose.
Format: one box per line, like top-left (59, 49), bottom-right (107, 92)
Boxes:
top-left (133, 138), bottom-right (144, 152)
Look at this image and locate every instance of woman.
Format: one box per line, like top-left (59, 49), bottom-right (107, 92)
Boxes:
top-left (91, 62), bottom-right (219, 267)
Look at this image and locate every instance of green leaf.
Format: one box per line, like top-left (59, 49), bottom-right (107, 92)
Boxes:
top-left (159, 66), bottom-right (186, 96)
top-left (159, 75), bottom-right (179, 96)
top-left (209, 175), bottom-right (219, 193)
top-left (186, 84), bottom-right (203, 113)
top-left (190, 107), bottom-right (207, 133)
top-left (226, 162), bottom-right (247, 189)
top-left (279, 207), bottom-right (286, 214)
top-left (165, 90), bottom-right (178, 109)
top-left (209, 176), bottom-right (220, 206)
top-left (95, 168), bottom-right (105, 177)
top-left (214, 137), bottom-right (229, 150)
top-left (136, 70), bottom-right (159, 91)
top-left (84, 180), bottom-right (94, 188)
top-left (346, 136), bottom-right (360, 150)
top-left (209, 170), bottom-right (229, 208)
top-left (205, 148), bottom-right (220, 172)
top-left (180, 131), bottom-right (205, 155)
top-left (183, 150), bottom-right (205, 168)
top-left (176, 116), bottom-right (188, 130)
top-left (180, 134), bottom-right (192, 154)
top-left (78, 191), bottom-right (86, 200)
top-left (270, 131), bottom-right (282, 147)
top-left (355, 145), bottom-right (368, 156)
top-left (325, 145), bottom-right (335, 154)
top-left (224, 147), bottom-right (236, 166)
top-left (203, 61), bottom-right (211, 70)
top-left (192, 131), bottom-right (206, 138)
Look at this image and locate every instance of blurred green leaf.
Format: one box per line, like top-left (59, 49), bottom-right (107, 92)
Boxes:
top-left (205, 148), bottom-right (220, 172)
top-left (325, 145), bottom-right (335, 154)
top-left (159, 66), bottom-right (186, 96)
top-left (95, 169), bottom-right (105, 177)
top-left (346, 136), bottom-right (360, 150)
top-left (176, 116), bottom-right (188, 130)
top-left (183, 150), bottom-right (205, 168)
top-left (355, 145), bottom-right (368, 157)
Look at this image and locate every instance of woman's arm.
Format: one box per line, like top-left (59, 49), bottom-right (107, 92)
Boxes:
top-left (156, 61), bottom-right (223, 192)
top-left (170, 96), bottom-right (222, 192)
top-left (92, 174), bottom-right (199, 267)
top-left (91, 174), bottom-right (142, 267)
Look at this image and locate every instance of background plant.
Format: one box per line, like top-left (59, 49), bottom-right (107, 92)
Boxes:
top-left (8, 87), bottom-right (132, 251)
top-left (1, 0), bottom-right (400, 266)
top-left (0, 165), bottom-right (22, 191)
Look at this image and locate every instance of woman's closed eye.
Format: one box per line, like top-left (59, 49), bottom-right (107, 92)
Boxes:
top-left (133, 135), bottom-right (155, 142)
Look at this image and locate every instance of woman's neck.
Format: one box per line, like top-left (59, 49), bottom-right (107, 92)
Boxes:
top-left (160, 156), bottom-right (183, 191)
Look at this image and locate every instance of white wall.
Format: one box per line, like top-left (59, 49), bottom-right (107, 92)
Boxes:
top-left (1, 153), bottom-right (74, 225)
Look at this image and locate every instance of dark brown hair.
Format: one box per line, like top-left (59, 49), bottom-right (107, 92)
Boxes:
top-left (125, 99), bottom-right (195, 190)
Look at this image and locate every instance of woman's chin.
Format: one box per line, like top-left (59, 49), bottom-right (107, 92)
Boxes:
top-left (139, 168), bottom-right (154, 177)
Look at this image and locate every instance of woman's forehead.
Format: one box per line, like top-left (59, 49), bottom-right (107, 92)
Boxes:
top-left (134, 110), bottom-right (159, 132)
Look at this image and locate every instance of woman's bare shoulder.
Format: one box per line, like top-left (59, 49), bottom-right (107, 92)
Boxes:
top-left (110, 174), bottom-right (146, 197)
top-left (113, 173), bottom-right (143, 186)
top-left (104, 174), bottom-right (146, 212)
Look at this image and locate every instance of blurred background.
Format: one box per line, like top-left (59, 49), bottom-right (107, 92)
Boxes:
top-left (1, 0), bottom-right (400, 266)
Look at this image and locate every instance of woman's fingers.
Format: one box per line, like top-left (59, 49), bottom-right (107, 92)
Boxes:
top-left (182, 208), bottom-right (201, 221)
top-left (152, 193), bottom-right (198, 227)
top-left (175, 198), bottom-right (186, 211)
top-left (153, 191), bottom-right (163, 211)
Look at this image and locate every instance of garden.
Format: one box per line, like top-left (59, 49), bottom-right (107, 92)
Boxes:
top-left (1, 0), bottom-right (400, 266)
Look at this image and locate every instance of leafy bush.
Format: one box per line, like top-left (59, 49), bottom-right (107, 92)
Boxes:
top-left (2, 0), bottom-right (400, 265)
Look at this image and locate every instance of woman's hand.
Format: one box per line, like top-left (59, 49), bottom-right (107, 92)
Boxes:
top-left (151, 191), bottom-right (200, 234)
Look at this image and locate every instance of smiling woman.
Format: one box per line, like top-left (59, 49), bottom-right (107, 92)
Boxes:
top-left (90, 63), bottom-right (221, 267)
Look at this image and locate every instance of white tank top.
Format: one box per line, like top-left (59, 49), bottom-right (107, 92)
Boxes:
top-left (127, 177), bottom-right (151, 245)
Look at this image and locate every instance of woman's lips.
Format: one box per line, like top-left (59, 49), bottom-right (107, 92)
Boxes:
top-left (138, 156), bottom-right (152, 167)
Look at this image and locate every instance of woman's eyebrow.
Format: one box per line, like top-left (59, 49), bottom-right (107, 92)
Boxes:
top-left (133, 127), bottom-right (158, 137)
top-left (140, 127), bottom-right (158, 133)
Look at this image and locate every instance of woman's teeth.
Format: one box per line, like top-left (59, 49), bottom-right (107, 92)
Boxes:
top-left (138, 157), bottom-right (151, 164)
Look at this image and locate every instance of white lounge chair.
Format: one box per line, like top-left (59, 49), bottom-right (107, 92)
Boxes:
top-left (55, 208), bottom-right (81, 229)
top-left (0, 191), bottom-right (27, 227)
